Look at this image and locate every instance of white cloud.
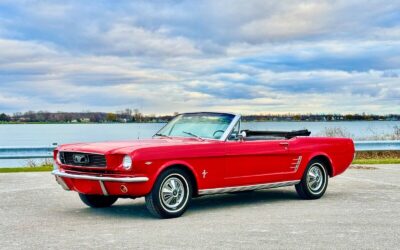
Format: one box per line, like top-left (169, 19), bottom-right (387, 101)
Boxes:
top-left (239, 2), bottom-right (331, 42)
top-left (86, 23), bottom-right (201, 57)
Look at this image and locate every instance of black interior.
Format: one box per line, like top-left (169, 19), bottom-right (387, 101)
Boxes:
top-left (241, 129), bottom-right (311, 140)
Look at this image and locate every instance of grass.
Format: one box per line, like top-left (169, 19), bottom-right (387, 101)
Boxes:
top-left (352, 158), bottom-right (400, 164)
top-left (0, 165), bottom-right (53, 173)
top-left (353, 151), bottom-right (400, 164)
top-left (355, 150), bottom-right (400, 159)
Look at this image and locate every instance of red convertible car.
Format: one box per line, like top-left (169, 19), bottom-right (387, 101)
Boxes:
top-left (52, 112), bottom-right (355, 218)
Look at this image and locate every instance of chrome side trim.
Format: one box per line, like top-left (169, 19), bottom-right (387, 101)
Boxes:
top-left (295, 156), bottom-right (302, 171)
top-left (99, 181), bottom-right (108, 196)
top-left (52, 170), bottom-right (149, 183)
top-left (220, 114), bottom-right (241, 141)
top-left (198, 180), bottom-right (300, 195)
top-left (290, 156), bottom-right (302, 172)
top-left (55, 176), bottom-right (70, 191)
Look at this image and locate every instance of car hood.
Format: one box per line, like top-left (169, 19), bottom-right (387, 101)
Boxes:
top-left (57, 138), bottom-right (212, 155)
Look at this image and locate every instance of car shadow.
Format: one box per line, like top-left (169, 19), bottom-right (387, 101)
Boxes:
top-left (72, 188), bottom-right (300, 220)
top-left (190, 189), bottom-right (300, 213)
top-left (75, 200), bottom-right (154, 220)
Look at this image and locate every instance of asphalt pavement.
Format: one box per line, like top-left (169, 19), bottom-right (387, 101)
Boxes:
top-left (0, 165), bottom-right (399, 249)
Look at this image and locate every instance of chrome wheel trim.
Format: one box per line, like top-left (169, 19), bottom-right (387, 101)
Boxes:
top-left (159, 173), bottom-right (189, 213)
top-left (306, 163), bottom-right (326, 195)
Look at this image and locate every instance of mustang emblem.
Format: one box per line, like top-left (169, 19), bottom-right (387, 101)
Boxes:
top-left (73, 154), bottom-right (89, 164)
top-left (202, 170), bottom-right (208, 178)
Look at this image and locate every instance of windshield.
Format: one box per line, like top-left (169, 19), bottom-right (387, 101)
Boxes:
top-left (156, 113), bottom-right (235, 140)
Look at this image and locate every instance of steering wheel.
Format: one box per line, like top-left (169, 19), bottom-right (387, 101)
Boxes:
top-left (213, 130), bottom-right (225, 138)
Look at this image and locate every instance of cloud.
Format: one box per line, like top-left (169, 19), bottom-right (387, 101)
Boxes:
top-left (0, 0), bottom-right (399, 114)
top-left (234, 40), bottom-right (400, 71)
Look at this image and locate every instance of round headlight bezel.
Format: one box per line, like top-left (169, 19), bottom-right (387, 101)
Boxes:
top-left (56, 151), bottom-right (61, 164)
top-left (122, 155), bottom-right (132, 170)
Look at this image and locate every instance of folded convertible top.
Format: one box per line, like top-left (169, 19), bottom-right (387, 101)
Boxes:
top-left (242, 129), bottom-right (311, 139)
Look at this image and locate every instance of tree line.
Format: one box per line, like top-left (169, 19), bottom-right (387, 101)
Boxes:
top-left (0, 110), bottom-right (399, 123)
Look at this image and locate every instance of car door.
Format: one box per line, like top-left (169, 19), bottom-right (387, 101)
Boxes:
top-left (224, 138), bottom-right (298, 186)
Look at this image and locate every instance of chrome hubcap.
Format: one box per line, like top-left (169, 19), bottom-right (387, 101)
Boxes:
top-left (160, 177), bottom-right (185, 210)
top-left (307, 165), bottom-right (324, 192)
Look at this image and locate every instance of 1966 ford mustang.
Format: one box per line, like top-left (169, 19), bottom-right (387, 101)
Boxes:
top-left (52, 112), bottom-right (355, 218)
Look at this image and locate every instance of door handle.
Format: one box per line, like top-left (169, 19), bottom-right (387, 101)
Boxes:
top-left (279, 142), bottom-right (289, 149)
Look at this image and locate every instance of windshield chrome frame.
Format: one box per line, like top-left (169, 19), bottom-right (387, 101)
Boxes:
top-left (220, 114), bottom-right (241, 141)
top-left (153, 112), bottom-right (241, 141)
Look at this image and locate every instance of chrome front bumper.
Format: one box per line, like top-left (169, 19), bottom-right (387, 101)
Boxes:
top-left (52, 170), bottom-right (149, 195)
top-left (52, 170), bottom-right (149, 182)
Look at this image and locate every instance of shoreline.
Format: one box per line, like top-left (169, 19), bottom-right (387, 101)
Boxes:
top-left (1, 120), bottom-right (399, 125)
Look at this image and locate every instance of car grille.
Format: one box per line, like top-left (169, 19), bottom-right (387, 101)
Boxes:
top-left (60, 152), bottom-right (107, 167)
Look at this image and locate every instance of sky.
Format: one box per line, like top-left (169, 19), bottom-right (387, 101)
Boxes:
top-left (0, 0), bottom-right (399, 115)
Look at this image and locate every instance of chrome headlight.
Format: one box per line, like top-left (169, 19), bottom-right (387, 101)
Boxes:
top-left (56, 151), bottom-right (61, 164)
top-left (54, 151), bottom-right (61, 170)
top-left (122, 155), bottom-right (132, 170)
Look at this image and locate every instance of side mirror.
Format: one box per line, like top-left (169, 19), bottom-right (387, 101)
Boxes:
top-left (238, 131), bottom-right (246, 141)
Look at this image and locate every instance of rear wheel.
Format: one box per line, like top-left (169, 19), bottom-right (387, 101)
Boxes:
top-left (145, 168), bottom-right (192, 218)
top-left (295, 160), bottom-right (328, 199)
top-left (79, 194), bottom-right (118, 208)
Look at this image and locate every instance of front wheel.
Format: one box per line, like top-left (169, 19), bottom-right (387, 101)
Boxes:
top-left (79, 194), bottom-right (118, 208)
top-left (295, 160), bottom-right (328, 199)
top-left (145, 168), bottom-right (192, 218)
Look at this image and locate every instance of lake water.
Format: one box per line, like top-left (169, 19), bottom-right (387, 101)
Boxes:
top-left (0, 121), bottom-right (399, 167)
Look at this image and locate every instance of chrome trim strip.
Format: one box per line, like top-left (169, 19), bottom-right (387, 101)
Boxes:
top-left (55, 176), bottom-right (70, 191)
top-left (220, 114), bottom-right (241, 141)
top-left (60, 164), bottom-right (107, 169)
top-left (156, 135), bottom-right (221, 141)
top-left (59, 151), bottom-right (105, 156)
top-left (153, 112), bottom-right (241, 142)
top-left (290, 156), bottom-right (302, 172)
top-left (99, 181), bottom-right (108, 196)
top-left (198, 180), bottom-right (300, 195)
top-left (295, 156), bottom-right (302, 172)
top-left (52, 170), bottom-right (149, 183)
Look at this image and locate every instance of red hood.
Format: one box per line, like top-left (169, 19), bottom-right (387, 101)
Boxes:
top-left (57, 138), bottom-right (213, 155)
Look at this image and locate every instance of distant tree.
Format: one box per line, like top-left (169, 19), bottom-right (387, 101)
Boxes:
top-left (0, 113), bottom-right (10, 121)
top-left (133, 109), bottom-right (142, 122)
top-left (106, 113), bottom-right (117, 122)
top-left (293, 114), bottom-right (301, 121)
top-left (125, 108), bottom-right (133, 117)
top-left (344, 114), bottom-right (354, 121)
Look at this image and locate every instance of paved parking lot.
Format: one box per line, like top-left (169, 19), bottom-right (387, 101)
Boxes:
top-left (0, 165), bottom-right (399, 249)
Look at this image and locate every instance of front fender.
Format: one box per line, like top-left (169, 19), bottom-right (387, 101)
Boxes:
top-left (159, 160), bottom-right (199, 180)
top-left (146, 159), bottom-right (200, 192)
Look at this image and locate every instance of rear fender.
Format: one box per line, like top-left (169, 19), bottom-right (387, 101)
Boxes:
top-left (305, 152), bottom-right (335, 177)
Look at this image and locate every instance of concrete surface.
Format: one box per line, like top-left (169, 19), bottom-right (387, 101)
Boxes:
top-left (0, 165), bottom-right (399, 249)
